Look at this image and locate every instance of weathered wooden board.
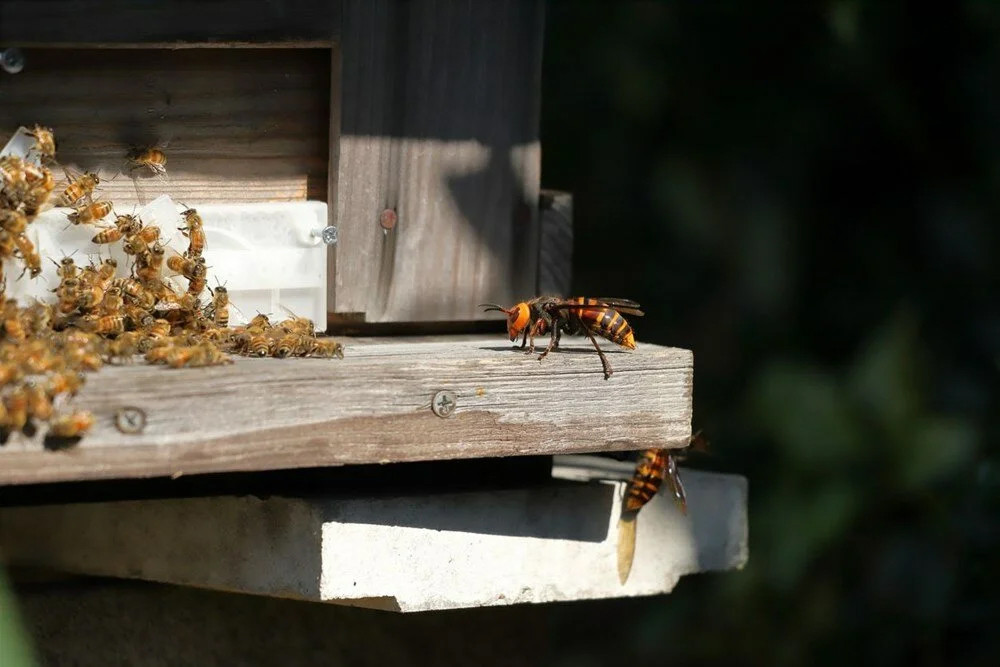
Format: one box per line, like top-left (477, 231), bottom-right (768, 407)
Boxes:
top-left (0, 48), bottom-right (331, 206)
top-left (537, 190), bottom-right (573, 296)
top-left (0, 2), bottom-right (340, 46)
top-left (0, 337), bottom-right (692, 486)
top-left (331, 0), bottom-right (545, 323)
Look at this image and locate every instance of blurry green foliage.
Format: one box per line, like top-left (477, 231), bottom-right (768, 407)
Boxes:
top-left (541, 1), bottom-right (997, 665)
top-left (0, 566), bottom-right (36, 667)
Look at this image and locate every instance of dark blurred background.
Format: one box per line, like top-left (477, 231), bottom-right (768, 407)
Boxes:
top-left (540, 1), bottom-right (997, 665)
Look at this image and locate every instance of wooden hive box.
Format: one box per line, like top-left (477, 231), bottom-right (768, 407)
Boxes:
top-left (0, 0), bottom-right (745, 617)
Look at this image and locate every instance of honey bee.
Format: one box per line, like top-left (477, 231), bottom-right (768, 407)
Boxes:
top-left (47, 371), bottom-right (85, 398)
top-left (136, 225), bottom-right (160, 244)
top-left (167, 253), bottom-right (206, 280)
top-left (205, 285), bottom-right (229, 328)
top-left (0, 210), bottom-right (27, 234)
top-left (136, 242), bottom-right (165, 283)
top-left (24, 300), bottom-right (54, 335)
top-left (186, 275), bottom-right (206, 298)
top-left (247, 313), bottom-right (270, 332)
top-left (122, 234), bottom-right (149, 257)
top-left (156, 288), bottom-right (199, 312)
top-left (19, 340), bottom-right (60, 374)
top-left (14, 234), bottom-right (42, 278)
top-left (92, 225), bottom-right (124, 245)
top-left (94, 258), bottom-right (117, 288)
top-left (123, 303), bottom-right (153, 330)
top-left (19, 167), bottom-right (55, 216)
top-left (53, 255), bottom-right (79, 280)
top-left (179, 208), bottom-right (205, 257)
top-left (89, 315), bottom-right (125, 335)
top-left (248, 334), bottom-right (271, 357)
top-left (44, 410), bottom-right (95, 448)
top-left (144, 344), bottom-right (173, 363)
top-left (481, 297), bottom-right (643, 380)
top-left (308, 337), bottom-right (344, 359)
top-left (165, 341), bottom-right (230, 368)
top-left (76, 283), bottom-right (105, 311)
top-left (25, 381), bottom-right (54, 421)
top-left (67, 199), bottom-right (113, 225)
top-left (106, 331), bottom-right (152, 361)
top-left (145, 318), bottom-right (171, 339)
top-left (116, 277), bottom-right (156, 310)
top-left (100, 286), bottom-right (124, 314)
top-left (26, 125), bottom-right (57, 164)
top-left (3, 388), bottom-right (29, 432)
top-left (57, 170), bottom-right (100, 207)
top-left (55, 277), bottom-right (80, 315)
top-left (126, 146), bottom-right (167, 176)
top-left (3, 299), bottom-right (26, 342)
top-left (0, 360), bottom-right (24, 385)
top-left (277, 306), bottom-right (315, 335)
top-left (272, 333), bottom-right (304, 358)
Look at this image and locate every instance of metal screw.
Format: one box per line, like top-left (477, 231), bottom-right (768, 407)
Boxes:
top-left (379, 208), bottom-right (397, 231)
top-left (311, 226), bottom-right (338, 245)
top-left (1, 48), bottom-right (25, 74)
top-left (431, 390), bottom-right (457, 418)
top-left (115, 406), bottom-right (147, 434)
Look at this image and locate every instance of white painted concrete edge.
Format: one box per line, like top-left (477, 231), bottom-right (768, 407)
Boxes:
top-left (0, 471), bottom-right (747, 612)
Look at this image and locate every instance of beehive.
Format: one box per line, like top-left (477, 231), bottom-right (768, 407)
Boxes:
top-left (0, 0), bottom-right (744, 624)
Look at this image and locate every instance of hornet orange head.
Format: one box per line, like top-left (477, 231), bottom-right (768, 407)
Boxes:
top-left (480, 302), bottom-right (532, 341)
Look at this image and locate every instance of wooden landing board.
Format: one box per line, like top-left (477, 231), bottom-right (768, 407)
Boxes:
top-left (0, 337), bottom-right (692, 486)
top-left (0, 48), bottom-right (331, 206)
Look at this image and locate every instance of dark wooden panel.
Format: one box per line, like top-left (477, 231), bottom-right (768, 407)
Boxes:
top-left (0, 48), bottom-right (331, 204)
top-left (331, 0), bottom-right (545, 322)
top-left (537, 190), bottom-right (573, 296)
top-left (0, 1), bottom-right (339, 46)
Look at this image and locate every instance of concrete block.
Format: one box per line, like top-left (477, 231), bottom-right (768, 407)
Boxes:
top-left (0, 471), bottom-right (747, 612)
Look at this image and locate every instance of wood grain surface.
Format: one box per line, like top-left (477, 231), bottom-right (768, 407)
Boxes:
top-left (0, 1), bottom-right (339, 46)
top-left (0, 337), bottom-right (693, 486)
top-left (331, 0), bottom-right (545, 322)
top-left (0, 49), bottom-right (331, 205)
top-left (537, 190), bottom-right (573, 296)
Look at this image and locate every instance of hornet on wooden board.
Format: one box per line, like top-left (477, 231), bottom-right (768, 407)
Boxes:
top-left (480, 296), bottom-right (643, 379)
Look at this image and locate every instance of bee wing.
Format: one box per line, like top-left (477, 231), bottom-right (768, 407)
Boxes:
top-left (548, 298), bottom-right (645, 317)
top-left (595, 297), bottom-right (643, 309)
top-left (664, 453), bottom-right (687, 515)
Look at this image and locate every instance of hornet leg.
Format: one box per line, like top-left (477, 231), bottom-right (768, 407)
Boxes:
top-left (525, 318), bottom-right (545, 354)
top-left (538, 324), bottom-right (559, 362)
top-left (585, 330), bottom-right (613, 380)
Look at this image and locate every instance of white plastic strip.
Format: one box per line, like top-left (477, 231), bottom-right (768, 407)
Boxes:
top-left (0, 126), bottom-right (41, 163)
top-left (4, 195), bottom-right (328, 329)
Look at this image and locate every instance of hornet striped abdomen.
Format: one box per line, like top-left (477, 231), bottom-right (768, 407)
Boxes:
top-left (566, 297), bottom-right (637, 350)
top-left (625, 448), bottom-right (670, 512)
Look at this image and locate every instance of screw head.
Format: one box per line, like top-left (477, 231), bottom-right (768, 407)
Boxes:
top-left (312, 226), bottom-right (338, 245)
top-left (1, 48), bottom-right (25, 74)
top-left (431, 390), bottom-right (457, 418)
top-left (114, 406), bottom-right (147, 434)
top-left (379, 208), bottom-right (398, 231)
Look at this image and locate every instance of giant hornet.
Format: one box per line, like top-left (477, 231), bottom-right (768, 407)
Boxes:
top-left (617, 431), bottom-right (709, 584)
top-left (480, 296), bottom-right (643, 380)
top-left (624, 431), bottom-right (710, 516)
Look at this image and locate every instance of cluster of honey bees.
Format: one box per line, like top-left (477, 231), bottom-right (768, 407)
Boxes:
top-left (0, 126), bottom-right (341, 448)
